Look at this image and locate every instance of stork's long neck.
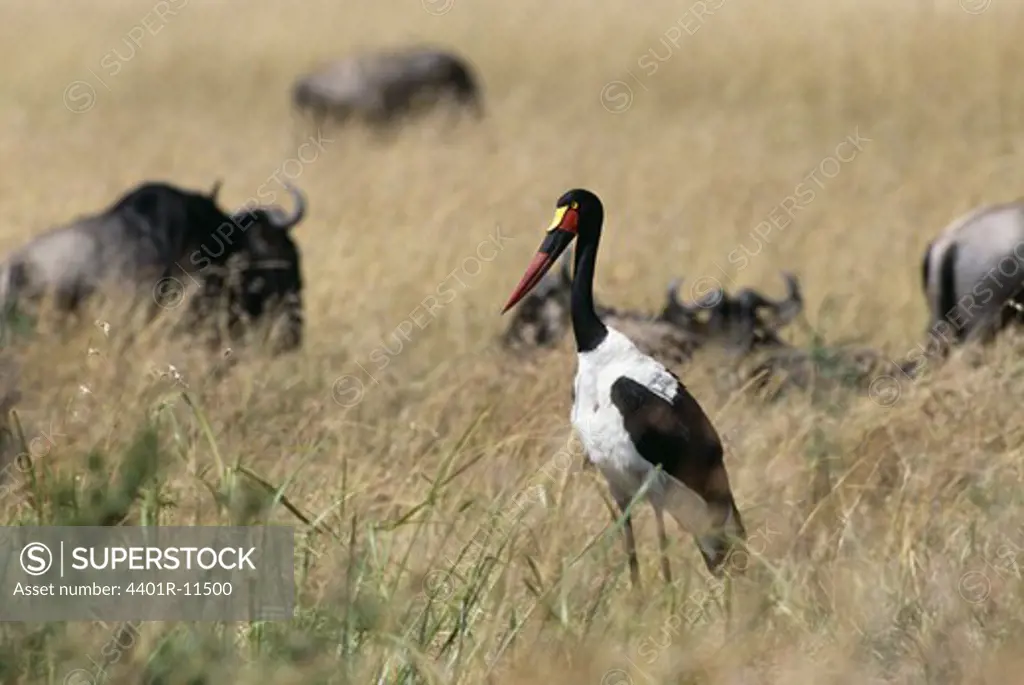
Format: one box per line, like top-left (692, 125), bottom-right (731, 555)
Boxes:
top-left (571, 227), bottom-right (609, 353)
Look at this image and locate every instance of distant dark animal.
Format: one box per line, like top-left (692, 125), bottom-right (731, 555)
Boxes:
top-left (499, 255), bottom-right (695, 364)
top-left (642, 272), bottom-right (914, 402)
top-left (660, 272), bottom-right (804, 352)
top-left (185, 186), bottom-right (306, 355)
top-left (500, 259), bottom-right (907, 401)
top-left (292, 46), bottom-right (483, 130)
top-left (0, 180), bottom-right (238, 318)
top-left (502, 266), bottom-right (806, 368)
top-left (0, 180), bottom-right (306, 352)
top-left (920, 201), bottom-right (1024, 353)
top-left (663, 273), bottom-right (902, 401)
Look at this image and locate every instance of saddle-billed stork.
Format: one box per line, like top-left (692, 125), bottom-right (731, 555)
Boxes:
top-left (501, 188), bottom-right (746, 586)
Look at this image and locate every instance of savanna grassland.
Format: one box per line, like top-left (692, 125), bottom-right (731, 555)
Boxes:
top-left (2, 0), bottom-right (1024, 683)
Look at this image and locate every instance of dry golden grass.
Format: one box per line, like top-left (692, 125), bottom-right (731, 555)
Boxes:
top-left (3, 0), bottom-right (1024, 682)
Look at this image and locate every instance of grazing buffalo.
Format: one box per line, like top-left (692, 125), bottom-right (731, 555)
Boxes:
top-left (500, 265), bottom-right (806, 368)
top-left (921, 201), bottom-right (1024, 351)
top-left (185, 188), bottom-right (306, 354)
top-left (0, 180), bottom-right (232, 317)
top-left (499, 263), bottom-right (908, 400)
top-left (292, 46), bottom-right (483, 130)
top-left (0, 180), bottom-right (306, 351)
top-left (499, 256), bottom-right (673, 355)
top-left (659, 272), bottom-right (804, 352)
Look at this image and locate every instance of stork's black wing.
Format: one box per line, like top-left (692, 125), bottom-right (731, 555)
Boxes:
top-left (609, 374), bottom-right (723, 481)
top-left (609, 373), bottom-right (745, 575)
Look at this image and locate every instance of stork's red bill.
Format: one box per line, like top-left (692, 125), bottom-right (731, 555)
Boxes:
top-left (501, 203), bottom-right (580, 314)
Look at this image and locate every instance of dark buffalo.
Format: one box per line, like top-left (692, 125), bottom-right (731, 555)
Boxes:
top-left (665, 274), bottom-right (901, 400)
top-left (184, 188), bottom-right (306, 355)
top-left (0, 181), bottom-right (230, 315)
top-left (920, 202), bottom-right (1024, 349)
top-left (502, 265), bottom-right (806, 365)
top-left (498, 256), bottom-right (662, 352)
top-left (498, 262), bottom-right (914, 401)
top-left (660, 272), bottom-right (804, 352)
top-left (292, 46), bottom-right (483, 131)
top-left (0, 180), bottom-right (306, 352)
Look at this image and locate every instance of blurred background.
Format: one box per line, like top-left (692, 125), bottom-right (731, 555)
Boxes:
top-left (2, 0), bottom-right (1024, 683)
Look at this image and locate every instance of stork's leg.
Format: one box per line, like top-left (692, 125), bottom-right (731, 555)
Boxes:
top-left (654, 507), bottom-right (672, 586)
top-left (623, 513), bottom-right (641, 589)
top-left (613, 494), bottom-right (641, 589)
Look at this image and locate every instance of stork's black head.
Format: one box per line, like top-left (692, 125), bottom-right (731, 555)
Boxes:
top-left (501, 188), bottom-right (603, 314)
top-left (553, 188), bottom-right (604, 236)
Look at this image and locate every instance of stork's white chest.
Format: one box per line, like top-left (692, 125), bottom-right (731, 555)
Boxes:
top-left (571, 367), bottom-right (631, 470)
top-left (570, 328), bottom-right (679, 493)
